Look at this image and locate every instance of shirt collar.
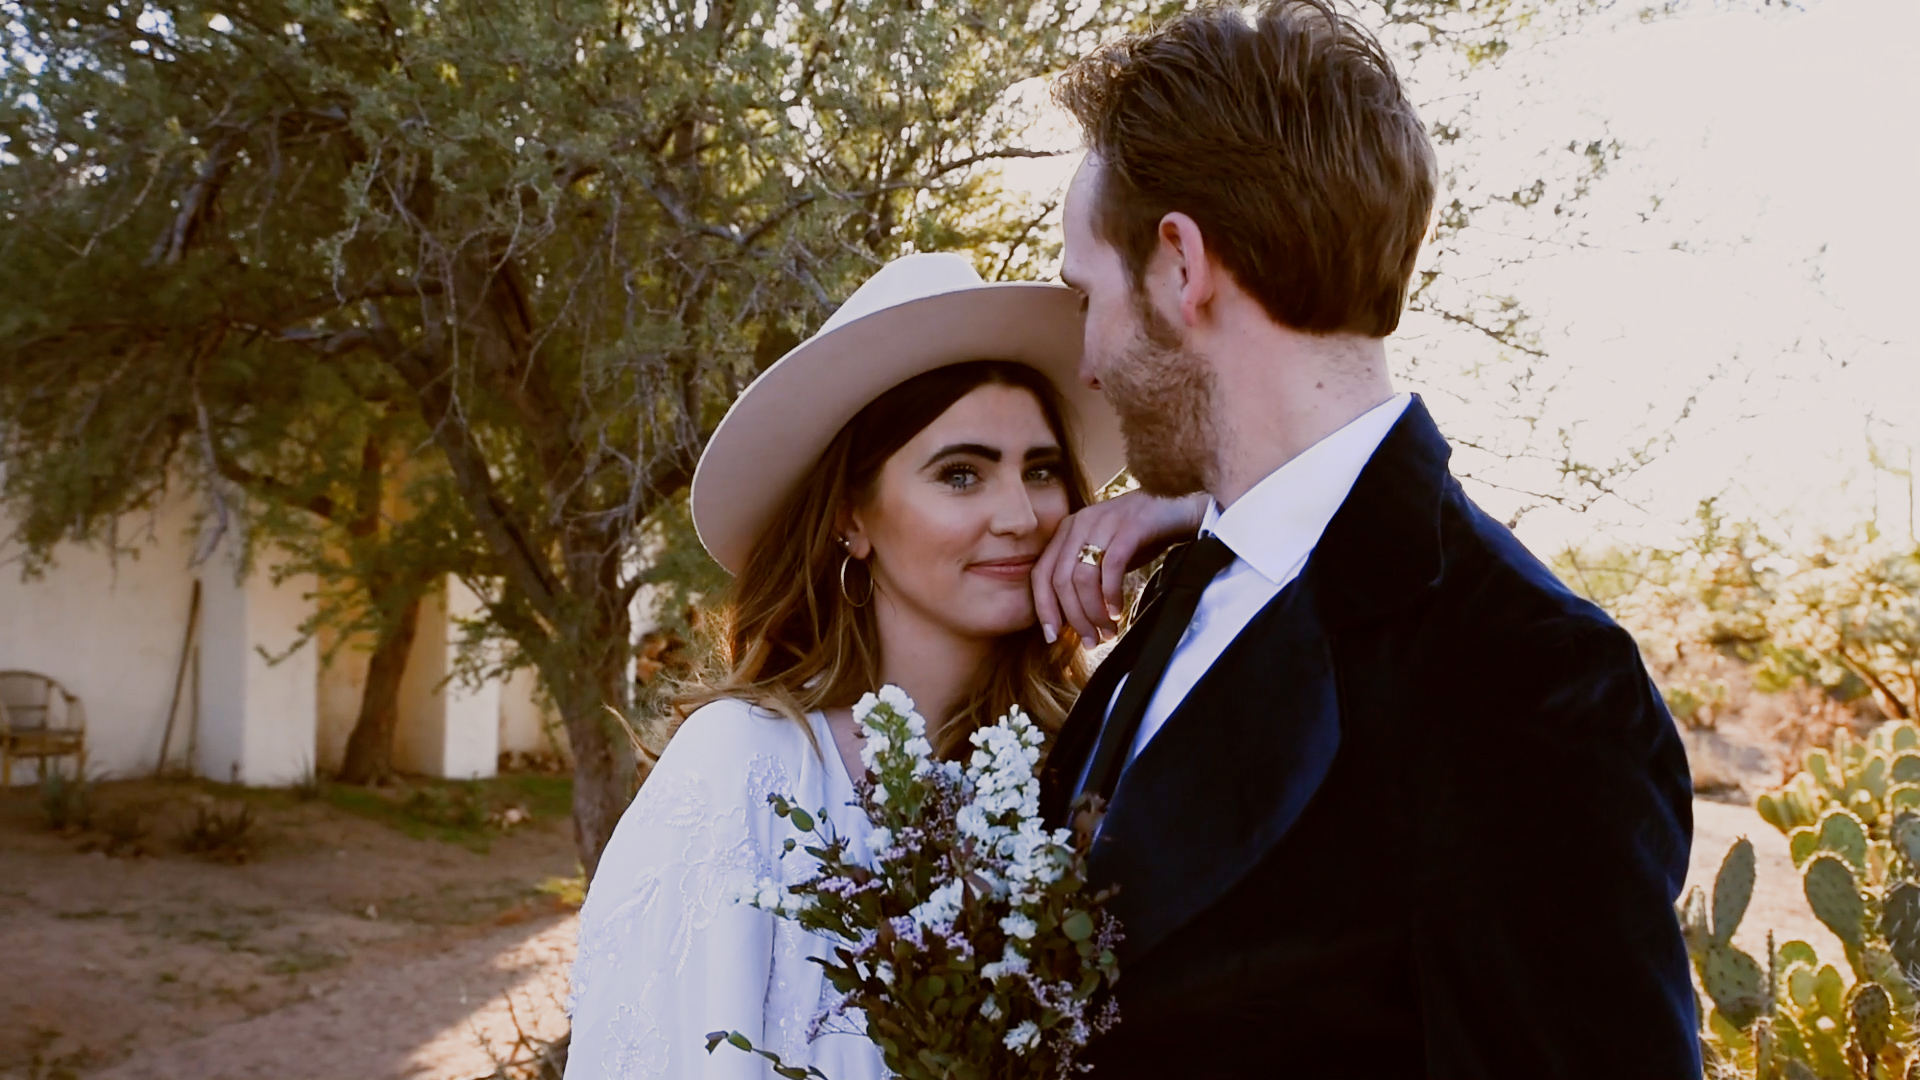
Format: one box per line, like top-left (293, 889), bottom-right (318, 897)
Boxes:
top-left (1201, 393), bottom-right (1413, 585)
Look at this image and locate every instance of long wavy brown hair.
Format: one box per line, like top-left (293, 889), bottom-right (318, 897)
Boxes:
top-left (673, 360), bottom-right (1093, 760)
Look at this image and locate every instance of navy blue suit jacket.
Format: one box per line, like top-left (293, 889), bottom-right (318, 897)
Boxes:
top-left (1038, 397), bottom-right (1700, 1078)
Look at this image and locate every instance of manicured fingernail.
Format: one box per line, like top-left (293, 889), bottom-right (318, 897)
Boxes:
top-left (1042, 623), bottom-right (1057, 644)
top-left (1107, 605), bottom-right (1123, 623)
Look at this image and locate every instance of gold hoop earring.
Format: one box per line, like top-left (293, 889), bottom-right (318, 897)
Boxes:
top-left (840, 554), bottom-right (874, 608)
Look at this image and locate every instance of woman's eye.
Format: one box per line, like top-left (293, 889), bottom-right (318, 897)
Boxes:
top-left (1025, 465), bottom-right (1061, 485)
top-left (937, 465), bottom-right (980, 490)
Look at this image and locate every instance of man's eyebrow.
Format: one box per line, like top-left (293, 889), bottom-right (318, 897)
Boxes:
top-left (923, 442), bottom-right (1002, 467)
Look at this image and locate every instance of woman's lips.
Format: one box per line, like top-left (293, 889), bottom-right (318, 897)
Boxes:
top-left (967, 556), bottom-right (1038, 582)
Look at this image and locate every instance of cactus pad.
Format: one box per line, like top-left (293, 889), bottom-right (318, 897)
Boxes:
top-left (1785, 962), bottom-right (1816, 1010)
top-left (1818, 809), bottom-right (1869, 869)
top-left (1809, 748), bottom-right (1837, 790)
top-left (1758, 792), bottom-right (1788, 833)
top-left (1895, 723), bottom-right (1919, 753)
top-left (1700, 941), bottom-right (1767, 1028)
top-left (1884, 882), bottom-right (1920, 979)
top-left (1891, 784), bottom-right (1920, 815)
top-left (1893, 751), bottom-right (1920, 785)
top-left (1778, 939), bottom-right (1818, 969)
top-left (1847, 980), bottom-right (1893, 1059)
top-left (1865, 754), bottom-right (1891, 801)
top-left (1713, 838), bottom-right (1756, 944)
top-left (1804, 855), bottom-right (1865, 947)
top-left (1790, 827), bottom-right (1818, 868)
top-left (1896, 813), bottom-right (1920, 871)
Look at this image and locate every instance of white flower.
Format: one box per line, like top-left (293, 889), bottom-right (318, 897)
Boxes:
top-left (864, 826), bottom-right (894, 859)
top-left (1000, 912), bottom-right (1037, 940)
top-left (954, 803), bottom-right (990, 841)
top-left (878, 683), bottom-right (918, 720)
top-left (980, 996), bottom-right (1003, 1021)
top-left (1004, 1020), bottom-right (1041, 1054)
top-left (910, 879), bottom-right (964, 929)
top-left (980, 943), bottom-right (1030, 983)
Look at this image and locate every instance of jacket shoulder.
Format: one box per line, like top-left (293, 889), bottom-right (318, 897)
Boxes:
top-left (1435, 482), bottom-right (1626, 644)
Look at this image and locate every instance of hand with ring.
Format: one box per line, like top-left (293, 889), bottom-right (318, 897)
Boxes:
top-left (1033, 490), bottom-right (1208, 645)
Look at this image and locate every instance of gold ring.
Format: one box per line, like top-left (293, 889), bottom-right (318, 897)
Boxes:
top-left (1077, 543), bottom-right (1105, 567)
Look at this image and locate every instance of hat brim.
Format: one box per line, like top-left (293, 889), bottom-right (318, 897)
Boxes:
top-left (692, 282), bottom-right (1125, 576)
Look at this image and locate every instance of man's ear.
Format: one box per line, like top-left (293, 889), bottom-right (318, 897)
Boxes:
top-left (837, 505), bottom-right (874, 560)
top-left (1157, 211), bottom-right (1216, 328)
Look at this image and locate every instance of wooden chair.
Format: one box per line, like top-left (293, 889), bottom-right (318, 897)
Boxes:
top-left (0, 671), bottom-right (87, 787)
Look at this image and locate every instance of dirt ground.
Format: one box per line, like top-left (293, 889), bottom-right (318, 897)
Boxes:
top-left (0, 710), bottom-right (1855, 1080)
top-left (0, 778), bottom-right (580, 1080)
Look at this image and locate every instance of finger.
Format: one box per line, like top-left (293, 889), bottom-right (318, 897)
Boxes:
top-left (1100, 526), bottom-right (1138, 625)
top-left (1032, 512), bottom-right (1071, 643)
top-left (1053, 516), bottom-right (1104, 643)
top-left (1069, 524), bottom-right (1120, 642)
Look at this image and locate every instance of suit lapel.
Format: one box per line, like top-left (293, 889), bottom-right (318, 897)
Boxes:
top-left (1051, 397), bottom-right (1454, 958)
top-left (1087, 571), bottom-right (1341, 959)
top-left (1039, 613), bottom-right (1154, 828)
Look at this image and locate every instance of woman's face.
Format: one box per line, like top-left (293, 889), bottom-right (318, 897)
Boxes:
top-left (845, 383), bottom-right (1073, 643)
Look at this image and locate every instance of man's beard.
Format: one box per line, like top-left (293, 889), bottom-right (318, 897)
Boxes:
top-left (1099, 297), bottom-right (1219, 498)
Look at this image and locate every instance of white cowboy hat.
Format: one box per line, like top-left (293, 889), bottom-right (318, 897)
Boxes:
top-left (691, 252), bottom-right (1125, 576)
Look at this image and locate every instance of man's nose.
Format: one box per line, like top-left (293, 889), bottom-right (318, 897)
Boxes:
top-left (1079, 343), bottom-right (1103, 391)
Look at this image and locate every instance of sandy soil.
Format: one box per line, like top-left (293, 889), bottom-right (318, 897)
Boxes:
top-left (0, 751), bottom-right (1846, 1080)
top-left (0, 780), bottom-right (578, 1080)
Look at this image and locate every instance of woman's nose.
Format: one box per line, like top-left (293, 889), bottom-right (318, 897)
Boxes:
top-left (990, 482), bottom-right (1040, 536)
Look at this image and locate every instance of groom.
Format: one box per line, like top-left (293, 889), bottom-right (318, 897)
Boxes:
top-left (1033, 2), bottom-right (1699, 1075)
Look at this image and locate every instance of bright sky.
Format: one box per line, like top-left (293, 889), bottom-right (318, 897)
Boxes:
top-left (1002, 0), bottom-right (1920, 556)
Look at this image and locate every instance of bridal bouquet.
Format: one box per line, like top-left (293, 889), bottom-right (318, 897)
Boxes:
top-left (708, 686), bottom-right (1121, 1079)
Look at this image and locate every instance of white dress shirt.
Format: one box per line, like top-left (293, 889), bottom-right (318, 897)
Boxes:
top-left (1110, 393), bottom-right (1412, 766)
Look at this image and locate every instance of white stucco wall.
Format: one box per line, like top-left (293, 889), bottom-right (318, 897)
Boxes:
top-left (499, 667), bottom-right (569, 760)
top-left (4, 491), bottom-right (582, 788)
top-left (0, 498), bottom-right (201, 784)
top-left (195, 542), bottom-right (319, 786)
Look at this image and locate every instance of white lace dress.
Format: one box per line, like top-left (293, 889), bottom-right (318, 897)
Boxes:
top-left (566, 699), bottom-right (888, 1080)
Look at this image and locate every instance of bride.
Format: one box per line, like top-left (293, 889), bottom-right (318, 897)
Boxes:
top-left (565, 254), bottom-right (1196, 1079)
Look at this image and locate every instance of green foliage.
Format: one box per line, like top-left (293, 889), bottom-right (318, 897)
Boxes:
top-left (322, 774), bottom-right (570, 850)
top-left (1691, 722), bottom-right (1920, 1077)
top-left (37, 764), bottom-right (93, 831)
top-left (1563, 501), bottom-right (1920, 730)
top-left (176, 801), bottom-right (256, 862)
top-left (0, 0), bottom-right (1166, 874)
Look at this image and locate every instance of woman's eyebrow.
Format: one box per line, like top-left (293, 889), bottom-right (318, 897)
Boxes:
top-left (923, 442), bottom-right (1002, 467)
top-left (1023, 444), bottom-right (1063, 462)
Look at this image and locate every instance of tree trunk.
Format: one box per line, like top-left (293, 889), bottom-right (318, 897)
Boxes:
top-left (337, 589), bottom-right (425, 785)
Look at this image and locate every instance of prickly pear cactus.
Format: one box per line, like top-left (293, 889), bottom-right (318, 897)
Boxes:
top-left (1706, 724), bottom-right (1920, 1078)
top-left (1894, 811), bottom-right (1920, 868)
top-left (1846, 981), bottom-right (1894, 1076)
top-left (1882, 881), bottom-right (1920, 978)
top-left (1716, 837), bottom-right (1757, 942)
top-left (1804, 854), bottom-right (1866, 949)
top-left (1818, 809), bottom-right (1869, 870)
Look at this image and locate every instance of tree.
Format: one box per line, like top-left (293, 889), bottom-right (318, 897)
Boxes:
top-left (0, 0), bottom-right (1130, 876)
top-left (2, 0), bottom-right (1789, 876)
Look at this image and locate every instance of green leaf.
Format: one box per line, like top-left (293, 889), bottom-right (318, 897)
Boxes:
top-left (1062, 910), bottom-right (1094, 942)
